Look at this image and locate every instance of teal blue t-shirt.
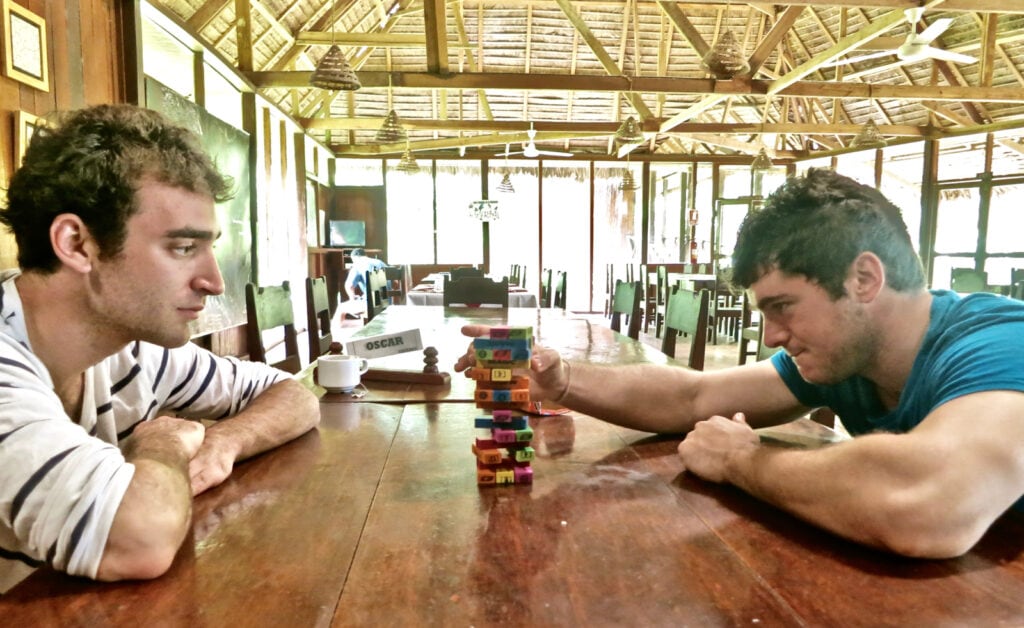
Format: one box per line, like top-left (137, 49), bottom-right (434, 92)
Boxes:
top-left (773, 290), bottom-right (1024, 509)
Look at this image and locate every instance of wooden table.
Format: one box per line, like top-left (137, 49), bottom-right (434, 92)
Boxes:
top-left (309, 306), bottom-right (674, 404)
top-left (5, 309), bottom-right (1024, 624)
top-left (407, 286), bottom-right (539, 307)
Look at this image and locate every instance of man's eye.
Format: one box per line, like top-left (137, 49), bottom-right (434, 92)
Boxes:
top-left (173, 243), bottom-right (197, 255)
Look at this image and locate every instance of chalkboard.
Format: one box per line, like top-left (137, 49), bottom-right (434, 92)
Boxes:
top-left (144, 78), bottom-right (252, 336)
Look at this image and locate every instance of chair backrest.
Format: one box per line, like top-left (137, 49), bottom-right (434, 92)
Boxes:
top-left (517, 265), bottom-right (527, 288)
top-left (950, 267), bottom-right (987, 293)
top-left (540, 268), bottom-right (553, 308)
top-left (383, 265), bottom-right (409, 304)
top-left (660, 287), bottom-right (710, 369)
top-left (610, 280), bottom-right (642, 340)
top-left (443, 276), bottom-right (509, 308)
top-left (656, 265), bottom-right (668, 305)
top-left (366, 267), bottom-right (390, 321)
top-left (450, 266), bottom-right (484, 280)
top-left (246, 281), bottom-right (301, 374)
top-left (553, 270), bottom-right (568, 310)
top-left (305, 276), bottom-right (334, 363)
top-left (1012, 267), bottom-right (1024, 287)
top-left (509, 264), bottom-right (521, 286)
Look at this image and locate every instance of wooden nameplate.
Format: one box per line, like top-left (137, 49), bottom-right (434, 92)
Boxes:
top-left (363, 368), bottom-right (451, 386)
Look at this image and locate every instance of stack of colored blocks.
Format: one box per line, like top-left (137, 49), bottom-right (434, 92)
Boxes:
top-left (467, 326), bottom-right (535, 486)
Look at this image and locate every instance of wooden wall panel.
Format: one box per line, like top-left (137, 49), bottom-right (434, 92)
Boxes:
top-left (0, 0), bottom-right (128, 268)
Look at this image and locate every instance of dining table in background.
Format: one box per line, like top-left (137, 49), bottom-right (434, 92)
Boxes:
top-left (4, 308), bottom-right (1024, 624)
top-left (406, 283), bottom-right (539, 307)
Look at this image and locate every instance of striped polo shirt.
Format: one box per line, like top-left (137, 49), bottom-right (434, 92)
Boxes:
top-left (0, 270), bottom-right (288, 592)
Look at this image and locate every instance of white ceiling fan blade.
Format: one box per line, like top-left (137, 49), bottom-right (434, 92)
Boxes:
top-left (924, 47), bottom-right (977, 64)
top-left (915, 17), bottom-right (953, 45)
top-left (537, 149), bottom-right (574, 157)
top-left (821, 50), bottom-right (894, 68)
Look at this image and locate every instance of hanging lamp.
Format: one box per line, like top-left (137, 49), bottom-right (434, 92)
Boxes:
top-left (750, 147), bottom-right (773, 171)
top-left (310, 0), bottom-right (361, 90)
top-left (395, 141), bottom-right (420, 173)
top-left (701, 30), bottom-right (749, 79)
top-left (850, 119), bottom-right (887, 149)
top-left (614, 116), bottom-right (645, 144)
top-left (376, 109), bottom-right (406, 143)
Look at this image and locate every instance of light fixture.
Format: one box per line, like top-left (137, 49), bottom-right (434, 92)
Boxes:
top-left (614, 116), bottom-right (644, 144)
top-left (375, 109), bottom-right (406, 143)
top-left (468, 199), bottom-right (500, 221)
top-left (395, 141), bottom-right (419, 173)
top-left (310, 0), bottom-right (361, 90)
top-left (751, 147), bottom-right (773, 171)
top-left (850, 119), bottom-right (887, 149)
top-left (618, 169), bottom-right (638, 191)
top-left (497, 172), bottom-right (515, 193)
top-left (701, 30), bottom-right (750, 79)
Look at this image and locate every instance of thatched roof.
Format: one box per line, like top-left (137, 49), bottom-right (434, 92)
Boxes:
top-left (151, 1), bottom-right (1024, 164)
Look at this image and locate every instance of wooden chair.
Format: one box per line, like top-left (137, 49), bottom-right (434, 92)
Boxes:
top-left (305, 276), bottom-right (334, 364)
top-left (610, 280), bottom-right (642, 340)
top-left (443, 276), bottom-right (509, 308)
top-left (1013, 280), bottom-right (1024, 301)
top-left (603, 263), bottom-right (615, 316)
top-left (539, 268), bottom-right (553, 308)
top-left (245, 281), bottom-right (301, 374)
top-left (517, 265), bottom-right (528, 288)
top-left (366, 267), bottom-right (390, 321)
top-left (660, 287), bottom-right (710, 370)
top-left (645, 265), bottom-right (668, 336)
top-left (738, 296), bottom-right (759, 365)
top-left (950, 267), bottom-right (987, 293)
top-left (552, 270), bottom-right (568, 310)
top-left (383, 265), bottom-right (409, 305)
top-left (450, 266), bottom-right (484, 280)
top-left (509, 264), bottom-right (521, 287)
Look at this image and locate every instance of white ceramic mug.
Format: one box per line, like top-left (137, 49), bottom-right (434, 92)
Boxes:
top-left (317, 354), bottom-right (369, 392)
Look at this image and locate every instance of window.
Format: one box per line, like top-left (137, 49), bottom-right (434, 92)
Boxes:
top-left (488, 161), bottom-right (539, 288)
top-left (545, 163), bottom-right (593, 312)
top-left (435, 161), bottom-right (484, 265)
top-left (385, 160), bottom-right (434, 263)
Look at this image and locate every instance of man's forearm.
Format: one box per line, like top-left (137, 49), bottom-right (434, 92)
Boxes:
top-left (559, 361), bottom-right (701, 433)
top-left (206, 378), bottom-right (320, 462)
top-left (724, 434), bottom-right (984, 557)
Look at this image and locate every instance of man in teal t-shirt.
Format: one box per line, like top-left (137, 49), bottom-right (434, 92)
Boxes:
top-left (457, 168), bottom-right (1024, 558)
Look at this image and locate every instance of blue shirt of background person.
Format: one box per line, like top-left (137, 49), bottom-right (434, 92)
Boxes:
top-left (772, 289), bottom-right (1024, 511)
top-left (345, 248), bottom-right (387, 299)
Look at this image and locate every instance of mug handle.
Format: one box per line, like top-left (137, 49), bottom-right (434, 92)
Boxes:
top-left (358, 359), bottom-right (369, 374)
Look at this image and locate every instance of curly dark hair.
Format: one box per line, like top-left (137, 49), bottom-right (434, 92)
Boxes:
top-left (731, 168), bottom-right (925, 299)
top-left (1, 104), bottom-right (234, 273)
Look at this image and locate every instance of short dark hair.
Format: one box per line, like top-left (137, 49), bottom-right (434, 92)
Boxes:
top-left (1, 104), bottom-right (233, 273)
top-left (732, 168), bottom-right (925, 299)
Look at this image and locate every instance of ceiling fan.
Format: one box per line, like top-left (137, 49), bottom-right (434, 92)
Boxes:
top-left (495, 125), bottom-right (573, 158)
top-left (824, 8), bottom-right (976, 68)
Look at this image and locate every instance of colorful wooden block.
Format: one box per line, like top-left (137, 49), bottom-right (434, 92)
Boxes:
top-left (493, 428), bottom-right (517, 443)
top-left (471, 443), bottom-right (503, 465)
top-left (514, 447), bottom-right (535, 462)
top-left (495, 468), bottom-right (515, 484)
top-left (477, 466), bottom-right (496, 485)
top-left (492, 409), bottom-right (514, 422)
top-left (513, 465), bottom-right (533, 484)
top-left (474, 416), bottom-right (528, 430)
top-left (515, 427), bottom-right (534, 442)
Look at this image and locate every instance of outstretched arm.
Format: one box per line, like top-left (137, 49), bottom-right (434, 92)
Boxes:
top-left (680, 391), bottom-right (1024, 557)
top-left (455, 324), bottom-right (806, 434)
top-left (188, 377), bottom-right (320, 494)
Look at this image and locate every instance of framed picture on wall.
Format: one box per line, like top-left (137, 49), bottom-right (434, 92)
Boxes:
top-left (13, 110), bottom-right (42, 167)
top-left (2, 0), bottom-right (49, 92)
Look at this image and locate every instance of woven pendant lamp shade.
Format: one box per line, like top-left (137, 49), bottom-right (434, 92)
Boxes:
top-left (497, 172), bottom-right (515, 193)
top-left (376, 110), bottom-right (406, 143)
top-left (850, 119), bottom-right (887, 149)
top-left (310, 45), bottom-right (361, 90)
top-left (750, 147), bottom-right (773, 171)
top-left (618, 170), bottom-right (638, 191)
top-left (396, 148), bottom-right (420, 173)
top-left (614, 116), bottom-right (644, 144)
top-left (701, 30), bottom-right (749, 79)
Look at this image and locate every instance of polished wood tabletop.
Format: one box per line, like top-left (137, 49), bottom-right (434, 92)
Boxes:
top-left (5, 403), bottom-right (1024, 625)
top-left (310, 305), bottom-right (676, 404)
top-left (5, 306), bottom-right (1024, 624)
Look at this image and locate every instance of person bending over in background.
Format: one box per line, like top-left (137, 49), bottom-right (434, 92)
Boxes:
top-left (0, 104), bottom-right (320, 592)
top-left (457, 168), bottom-right (1024, 559)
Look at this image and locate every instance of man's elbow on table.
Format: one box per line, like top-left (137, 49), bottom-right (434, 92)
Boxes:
top-left (865, 491), bottom-right (994, 559)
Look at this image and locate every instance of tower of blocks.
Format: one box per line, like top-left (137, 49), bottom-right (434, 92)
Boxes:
top-left (467, 326), bottom-right (535, 486)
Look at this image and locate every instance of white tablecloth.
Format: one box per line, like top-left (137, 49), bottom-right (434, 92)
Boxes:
top-left (407, 289), bottom-right (538, 307)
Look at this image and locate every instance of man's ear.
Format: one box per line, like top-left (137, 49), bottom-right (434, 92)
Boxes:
top-left (50, 214), bottom-right (97, 273)
top-left (849, 251), bottom-right (885, 302)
